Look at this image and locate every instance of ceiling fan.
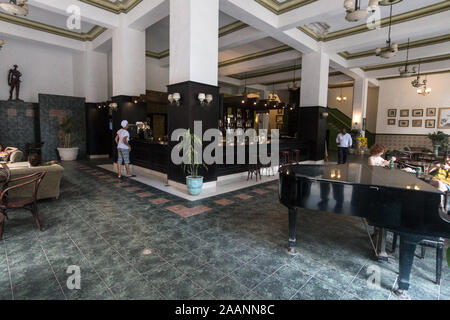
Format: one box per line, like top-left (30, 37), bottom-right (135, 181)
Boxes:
top-left (0, 0), bottom-right (29, 16)
top-left (398, 38), bottom-right (417, 77)
top-left (375, 4), bottom-right (398, 58)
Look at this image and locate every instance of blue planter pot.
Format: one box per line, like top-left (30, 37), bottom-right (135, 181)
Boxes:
top-left (186, 176), bottom-right (204, 195)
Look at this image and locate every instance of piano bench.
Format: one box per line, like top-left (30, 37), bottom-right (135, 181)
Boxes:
top-left (391, 233), bottom-right (444, 285)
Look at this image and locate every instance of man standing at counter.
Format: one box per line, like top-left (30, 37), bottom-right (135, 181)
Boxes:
top-left (336, 128), bottom-right (352, 164)
top-left (115, 120), bottom-right (134, 178)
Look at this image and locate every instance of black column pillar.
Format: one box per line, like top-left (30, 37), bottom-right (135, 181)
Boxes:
top-left (297, 106), bottom-right (327, 161)
top-left (167, 81), bottom-right (219, 185)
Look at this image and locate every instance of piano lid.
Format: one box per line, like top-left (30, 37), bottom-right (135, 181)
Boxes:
top-left (281, 163), bottom-right (441, 193)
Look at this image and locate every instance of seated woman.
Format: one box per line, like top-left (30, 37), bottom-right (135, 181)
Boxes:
top-left (429, 154), bottom-right (450, 193)
top-left (0, 144), bottom-right (18, 162)
top-left (368, 144), bottom-right (395, 167)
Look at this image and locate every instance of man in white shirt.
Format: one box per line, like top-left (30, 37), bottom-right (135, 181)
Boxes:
top-left (336, 128), bottom-right (352, 164)
top-left (115, 120), bottom-right (133, 178)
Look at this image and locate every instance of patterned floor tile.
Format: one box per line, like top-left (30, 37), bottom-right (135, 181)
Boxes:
top-left (234, 194), bottom-right (253, 200)
top-left (136, 192), bottom-right (154, 198)
top-left (214, 199), bottom-right (234, 206)
top-left (150, 198), bottom-right (170, 205)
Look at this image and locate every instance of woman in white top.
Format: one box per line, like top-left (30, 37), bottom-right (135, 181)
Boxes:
top-left (368, 144), bottom-right (394, 167)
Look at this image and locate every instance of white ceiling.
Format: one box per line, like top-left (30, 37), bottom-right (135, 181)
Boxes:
top-left (0, 0), bottom-right (448, 90)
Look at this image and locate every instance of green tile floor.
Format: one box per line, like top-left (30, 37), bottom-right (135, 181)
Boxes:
top-left (0, 159), bottom-right (449, 300)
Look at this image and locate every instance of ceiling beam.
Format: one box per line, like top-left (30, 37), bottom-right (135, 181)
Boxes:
top-left (126, 0), bottom-right (169, 31)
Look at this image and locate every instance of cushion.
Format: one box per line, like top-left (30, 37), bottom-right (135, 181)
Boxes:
top-left (9, 150), bottom-right (23, 163)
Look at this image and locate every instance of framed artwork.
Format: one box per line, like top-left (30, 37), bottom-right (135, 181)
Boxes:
top-left (412, 109), bottom-right (423, 117)
top-left (425, 119), bottom-right (436, 128)
top-left (387, 119), bottom-right (396, 125)
top-left (400, 109), bottom-right (409, 117)
top-left (277, 108), bottom-right (283, 114)
top-left (412, 120), bottom-right (422, 127)
top-left (387, 109), bottom-right (397, 117)
top-left (399, 120), bottom-right (409, 127)
top-left (427, 108), bottom-right (437, 117)
top-left (438, 108), bottom-right (450, 129)
top-left (276, 115), bottom-right (283, 123)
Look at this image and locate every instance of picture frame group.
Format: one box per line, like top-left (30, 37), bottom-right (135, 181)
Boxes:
top-left (386, 107), bottom-right (440, 128)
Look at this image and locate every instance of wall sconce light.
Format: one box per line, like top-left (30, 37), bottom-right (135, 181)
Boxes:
top-left (168, 92), bottom-right (181, 106)
top-left (206, 94), bottom-right (213, 104)
top-left (321, 112), bottom-right (329, 119)
top-left (198, 93), bottom-right (206, 105)
top-left (109, 102), bottom-right (118, 110)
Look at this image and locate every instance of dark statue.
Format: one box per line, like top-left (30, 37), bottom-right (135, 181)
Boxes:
top-left (8, 64), bottom-right (22, 101)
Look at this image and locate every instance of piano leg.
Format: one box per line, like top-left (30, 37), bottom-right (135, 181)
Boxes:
top-left (287, 207), bottom-right (298, 255)
top-left (375, 228), bottom-right (389, 261)
top-left (394, 233), bottom-right (422, 300)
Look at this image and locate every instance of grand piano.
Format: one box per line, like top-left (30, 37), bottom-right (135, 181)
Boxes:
top-left (279, 163), bottom-right (450, 298)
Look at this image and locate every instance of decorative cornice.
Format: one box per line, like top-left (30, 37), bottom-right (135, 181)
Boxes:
top-left (300, 1), bottom-right (450, 42)
top-left (0, 12), bottom-right (106, 41)
top-left (260, 71), bottom-right (342, 85)
top-left (362, 53), bottom-right (450, 72)
top-left (220, 45), bottom-right (294, 68)
top-left (328, 81), bottom-right (354, 89)
top-left (79, 0), bottom-right (143, 14)
top-left (377, 69), bottom-right (450, 80)
top-left (254, 0), bottom-right (318, 15)
top-left (219, 21), bottom-right (249, 37)
top-left (230, 64), bottom-right (301, 80)
top-left (339, 34), bottom-right (450, 60)
top-left (146, 21), bottom-right (250, 60)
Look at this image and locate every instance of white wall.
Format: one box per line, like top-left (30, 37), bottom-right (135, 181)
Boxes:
top-left (327, 87), bottom-right (354, 117)
top-left (376, 73), bottom-right (450, 135)
top-left (0, 37), bottom-right (75, 102)
top-left (146, 57), bottom-right (169, 92)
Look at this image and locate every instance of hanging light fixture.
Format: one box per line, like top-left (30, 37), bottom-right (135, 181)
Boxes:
top-left (241, 74), bottom-right (249, 104)
top-left (0, 0), bottom-right (29, 16)
top-left (417, 76), bottom-right (431, 96)
top-left (287, 60), bottom-right (299, 91)
top-left (398, 38), bottom-right (417, 77)
top-left (268, 82), bottom-right (281, 105)
top-left (411, 60), bottom-right (425, 88)
top-left (375, 4), bottom-right (398, 58)
top-left (344, 0), bottom-right (379, 22)
top-left (336, 88), bottom-right (347, 103)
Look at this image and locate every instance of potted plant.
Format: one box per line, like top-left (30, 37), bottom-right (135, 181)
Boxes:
top-left (428, 131), bottom-right (449, 156)
top-left (180, 129), bottom-right (208, 195)
top-left (57, 117), bottom-right (80, 161)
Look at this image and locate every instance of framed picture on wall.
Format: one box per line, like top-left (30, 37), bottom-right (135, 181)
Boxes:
top-left (400, 110), bottom-right (409, 117)
top-left (425, 119), bottom-right (436, 128)
top-left (438, 108), bottom-right (450, 129)
top-left (277, 108), bottom-right (283, 115)
top-left (387, 119), bottom-right (396, 125)
top-left (427, 108), bottom-right (437, 117)
top-left (412, 120), bottom-right (423, 127)
top-left (276, 115), bottom-right (283, 123)
top-left (387, 109), bottom-right (397, 117)
top-left (399, 120), bottom-right (409, 127)
top-left (412, 109), bottom-right (423, 117)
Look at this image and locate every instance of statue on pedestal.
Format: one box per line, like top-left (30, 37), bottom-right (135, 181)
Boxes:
top-left (8, 64), bottom-right (22, 101)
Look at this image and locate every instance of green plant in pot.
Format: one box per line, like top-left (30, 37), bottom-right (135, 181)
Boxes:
top-left (180, 129), bottom-right (208, 195)
top-left (57, 117), bottom-right (81, 161)
top-left (428, 131), bottom-right (449, 156)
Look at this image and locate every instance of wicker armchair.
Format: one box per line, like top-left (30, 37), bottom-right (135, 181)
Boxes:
top-left (0, 164), bottom-right (46, 239)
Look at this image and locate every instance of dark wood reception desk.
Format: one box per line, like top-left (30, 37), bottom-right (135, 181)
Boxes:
top-left (130, 139), bottom-right (169, 174)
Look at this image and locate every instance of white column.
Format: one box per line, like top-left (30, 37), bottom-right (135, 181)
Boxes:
top-left (112, 14), bottom-right (146, 96)
top-left (300, 50), bottom-right (329, 107)
top-left (169, 0), bottom-right (219, 86)
top-left (352, 77), bottom-right (369, 132)
top-left (73, 44), bottom-right (108, 102)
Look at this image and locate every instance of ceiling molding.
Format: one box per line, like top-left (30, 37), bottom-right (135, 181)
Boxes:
top-left (0, 12), bottom-right (106, 41)
top-left (261, 71), bottom-right (343, 85)
top-left (328, 81), bottom-right (355, 89)
top-left (377, 69), bottom-right (450, 80)
top-left (362, 53), bottom-right (450, 71)
top-left (254, 0), bottom-right (318, 15)
top-left (79, 0), bottom-right (143, 14)
top-left (146, 21), bottom-right (251, 60)
top-left (230, 64), bottom-right (301, 80)
top-left (339, 34), bottom-right (450, 60)
top-left (300, 1), bottom-right (450, 42)
top-left (219, 21), bottom-right (249, 37)
top-left (219, 45), bottom-right (294, 68)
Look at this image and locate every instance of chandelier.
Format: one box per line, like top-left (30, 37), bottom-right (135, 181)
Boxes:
top-left (375, 4), bottom-right (398, 58)
top-left (268, 82), bottom-right (281, 105)
top-left (398, 38), bottom-right (417, 77)
top-left (0, 0), bottom-right (29, 16)
top-left (336, 88), bottom-right (347, 103)
top-left (344, 0), bottom-right (379, 22)
top-left (287, 60), bottom-right (299, 91)
top-left (411, 61), bottom-right (431, 96)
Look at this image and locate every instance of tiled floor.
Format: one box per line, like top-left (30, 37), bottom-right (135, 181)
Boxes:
top-left (0, 159), bottom-right (449, 300)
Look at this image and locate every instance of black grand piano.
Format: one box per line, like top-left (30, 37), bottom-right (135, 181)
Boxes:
top-left (279, 163), bottom-right (450, 298)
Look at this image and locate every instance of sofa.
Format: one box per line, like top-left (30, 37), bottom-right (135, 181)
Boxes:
top-left (6, 162), bottom-right (64, 201)
top-left (3, 150), bottom-right (23, 163)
